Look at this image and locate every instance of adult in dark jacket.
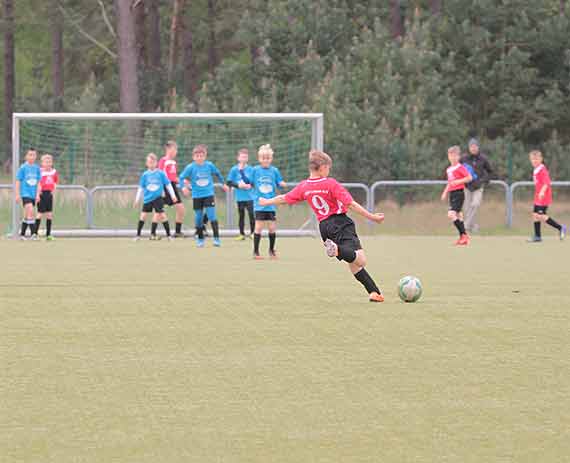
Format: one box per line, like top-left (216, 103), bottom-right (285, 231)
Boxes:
top-left (460, 138), bottom-right (494, 232)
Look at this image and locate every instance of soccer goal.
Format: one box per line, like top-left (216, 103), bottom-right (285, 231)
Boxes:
top-left (10, 113), bottom-right (324, 238)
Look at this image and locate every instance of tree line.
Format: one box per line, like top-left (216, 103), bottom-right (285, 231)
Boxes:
top-left (2, 0), bottom-right (569, 182)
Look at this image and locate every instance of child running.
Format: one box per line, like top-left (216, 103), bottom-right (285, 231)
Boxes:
top-left (259, 150), bottom-right (386, 302)
top-left (528, 150), bottom-right (566, 242)
top-left (243, 144), bottom-right (286, 259)
top-left (158, 140), bottom-right (185, 237)
top-left (440, 145), bottom-right (472, 246)
top-left (15, 149), bottom-right (41, 240)
top-left (134, 153), bottom-right (178, 240)
top-left (226, 148), bottom-right (255, 240)
top-left (179, 144), bottom-right (229, 247)
top-left (35, 154), bottom-right (59, 240)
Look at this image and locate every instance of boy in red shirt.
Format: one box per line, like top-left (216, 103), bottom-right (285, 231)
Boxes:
top-left (35, 154), bottom-right (59, 240)
top-left (528, 150), bottom-right (566, 242)
top-left (440, 146), bottom-right (472, 246)
top-left (259, 150), bottom-right (385, 302)
top-left (158, 141), bottom-right (185, 237)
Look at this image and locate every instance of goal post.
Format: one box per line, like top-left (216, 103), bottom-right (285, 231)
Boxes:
top-left (11, 113), bottom-right (324, 238)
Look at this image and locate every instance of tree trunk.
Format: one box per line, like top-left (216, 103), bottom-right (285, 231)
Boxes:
top-left (4, 0), bottom-right (14, 162)
top-left (134, 0), bottom-right (147, 67)
top-left (115, 0), bottom-right (140, 112)
top-left (182, 6), bottom-right (197, 103)
top-left (51, 1), bottom-right (64, 110)
top-left (207, 0), bottom-right (218, 74)
top-left (147, 0), bottom-right (161, 68)
top-left (430, 0), bottom-right (442, 16)
top-left (168, 0), bottom-right (185, 82)
top-left (390, 0), bottom-right (404, 39)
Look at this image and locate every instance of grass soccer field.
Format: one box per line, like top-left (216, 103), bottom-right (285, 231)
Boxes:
top-left (2, 236), bottom-right (569, 463)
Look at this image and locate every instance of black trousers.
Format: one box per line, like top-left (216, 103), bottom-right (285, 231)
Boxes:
top-left (237, 200), bottom-right (255, 235)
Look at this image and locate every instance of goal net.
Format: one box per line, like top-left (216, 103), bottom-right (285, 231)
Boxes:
top-left (9, 113), bottom-right (323, 237)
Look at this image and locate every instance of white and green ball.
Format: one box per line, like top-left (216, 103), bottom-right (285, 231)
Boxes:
top-left (398, 276), bottom-right (423, 303)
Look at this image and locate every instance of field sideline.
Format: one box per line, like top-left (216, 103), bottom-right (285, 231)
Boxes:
top-left (2, 236), bottom-right (569, 462)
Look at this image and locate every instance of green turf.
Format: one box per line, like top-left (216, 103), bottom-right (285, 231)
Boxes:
top-left (2, 236), bottom-right (570, 463)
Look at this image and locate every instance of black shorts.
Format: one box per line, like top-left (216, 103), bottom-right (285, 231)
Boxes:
top-left (448, 189), bottom-right (465, 213)
top-left (22, 197), bottom-right (35, 207)
top-left (37, 191), bottom-right (53, 213)
top-left (142, 197), bottom-right (165, 213)
top-left (193, 195), bottom-right (215, 210)
top-left (164, 182), bottom-right (181, 206)
top-left (255, 211), bottom-right (276, 221)
top-left (319, 214), bottom-right (362, 260)
top-left (534, 205), bottom-right (548, 215)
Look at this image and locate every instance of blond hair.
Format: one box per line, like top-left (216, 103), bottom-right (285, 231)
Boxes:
top-left (529, 150), bottom-right (543, 159)
top-left (147, 152), bottom-right (158, 162)
top-left (258, 144), bottom-right (274, 157)
top-left (165, 140), bottom-right (178, 150)
top-left (447, 145), bottom-right (461, 156)
top-left (40, 153), bottom-right (53, 163)
top-left (309, 150), bottom-right (332, 171)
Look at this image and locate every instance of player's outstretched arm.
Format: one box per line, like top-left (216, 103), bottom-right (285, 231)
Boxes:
top-left (348, 201), bottom-right (384, 223)
top-left (259, 195), bottom-right (287, 207)
top-left (134, 187), bottom-right (143, 207)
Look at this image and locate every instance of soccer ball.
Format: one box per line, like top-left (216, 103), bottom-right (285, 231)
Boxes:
top-left (398, 276), bottom-right (422, 303)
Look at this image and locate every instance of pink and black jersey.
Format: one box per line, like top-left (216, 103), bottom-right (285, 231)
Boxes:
top-left (533, 163), bottom-right (552, 206)
top-left (158, 156), bottom-right (178, 182)
top-left (284, 177), bottom-right (353, 222)
top-left (39, 168), bottom-right (59, 192)
top-left (446, 164), bottom-right (470, 192)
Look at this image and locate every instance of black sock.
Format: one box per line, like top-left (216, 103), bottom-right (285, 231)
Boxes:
top-left (197, 226), bottom-right (204, 239)
top-left (238, 209), bottom-right (245, 235)
top-left (211, 220), bottom-right (220, 239)
top-left (453, 219), bottom-right (466, 236)
top-left (268, 232), bottom-right (276, 251)
top-left (137, 220), bottom-right (145, 236)
top-left (21, 221), bottom-right (28, 236)
top-left (354, 268), bottom-right (380, 295)
top-left (163, 221), bottom-right (171, 236)
top-left (534, 221), bottom-right (541, 238)
top-left (338, 245), bottom-right (357, 263)
top-left (46, 219), bottom-right (52, 237)
top-left (254, 233), bottom-right (261, 254)
top-left (34, 219), bottom-right (41, 235)
top-left (151, 222), bottom-right (158, 236)
top-left (546, 217), bottom-right (562, 231)
top-left (175, 222), bottom-right (182, 234)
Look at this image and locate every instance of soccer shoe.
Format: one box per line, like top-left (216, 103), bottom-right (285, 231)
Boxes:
top-left (149, 234), bottom-right (161, 241)
top-left (235, 234), bottom-right (246, 241)
top-left (19, 235), bottom-right (28, 241)
top-left (269, 249), bottom-right (278, 259)
top-left (133, 236), bottom-right (141, 242)
top-left (253, 252), bottom-right (264, 260)
top-left (213, 238), bottom-right (221, 247)
top-left (167, 236), bottom-right (175, 241)
top-left (527, 236), bottom-right (543, 243)
top-left (46, 236), bottom-right (55, 241)
top-left (31, 234), bottom-right (39, 241)
top-left (456, 234), bottom-right (470, 246)
top-left (174, 232), bottom-right (185, 239)
top-left (196, 238), bottom-right (205, 248)
top-left (324, 239), bottom-right (339, 257)
top-left (369, 292), bottom-right (385, 303)
top-left (560, 225), bottom-right (567, 241)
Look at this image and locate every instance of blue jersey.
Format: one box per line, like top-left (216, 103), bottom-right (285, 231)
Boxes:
top-left (179, 161), bottom-right (224, 199)
top-left (227, 164), bottom-right (255, 202)
top-left (248, 165), bottom-right (284, 212)
top-left (16, 163), bottom-right (41, 199)
top-left (139, 169), bottom-right (170, 204)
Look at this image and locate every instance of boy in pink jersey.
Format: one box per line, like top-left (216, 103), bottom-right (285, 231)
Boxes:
top-left (158, 140), bottom-right (185, 237)
top-left (440, 145), bottom-right (472, 246)
top-left (259, 150), bottom-right (385, 302)
top-left (528, 150), bottom-right (566, 242)
top-left (35, 154), bottom-right (59, 240)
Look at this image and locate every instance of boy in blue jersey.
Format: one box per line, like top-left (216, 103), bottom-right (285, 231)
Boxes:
top-left (226, 148), bottom-right (255, 240)
top-left (243, 144), bottom-right (286, 259)
top-left (134, 153), bottom-right (178, 240)
top-left (179, 144), bottom-right (229, 247)
top-left (15, 149), bottom-right (42, 240)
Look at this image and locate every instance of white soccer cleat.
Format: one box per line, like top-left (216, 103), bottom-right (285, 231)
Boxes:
top-left (133, 236), bottom-right (141, 241)
top-left (324, 239), bottom-right (338, 258)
